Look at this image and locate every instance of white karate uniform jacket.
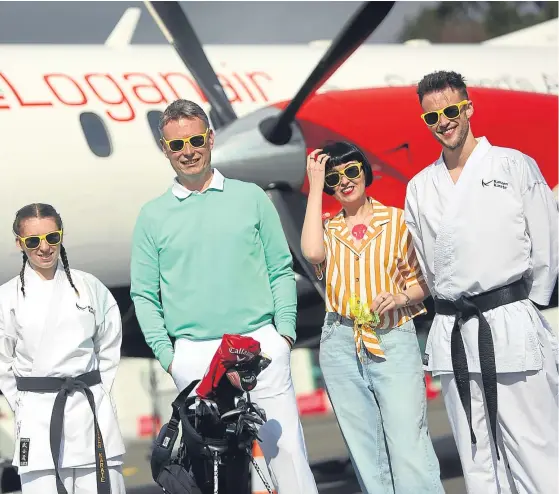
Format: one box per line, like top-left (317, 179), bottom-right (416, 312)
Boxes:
top-left (404, 136), bottom-right (558, 376)
top-left (0, 261), bottom-right (126, 474)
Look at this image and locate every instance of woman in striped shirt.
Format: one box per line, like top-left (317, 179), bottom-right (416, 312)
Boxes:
top-left (301, 141), bottom-right (444, 494)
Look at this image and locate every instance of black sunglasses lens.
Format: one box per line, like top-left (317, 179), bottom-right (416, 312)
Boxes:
top-left (325, 174), bottom-right (339, 187)
top-left (444, 105), bottom-right (460, 119)
top-left (46, 232), bottom-right (61, 245)
top-left (189, 135), bottom-right (205, 147)
top-left (424, 112), bottom-right (439, 125)
top-left (169, 140), bottom-right (184, 152)
top-left (24, 237), bottom-right (40, 249)
top-left (345, 165), bottom-right (361, 179)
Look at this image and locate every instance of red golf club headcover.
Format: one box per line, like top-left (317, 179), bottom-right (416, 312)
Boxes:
top-left (196, 334), bottom-right (261, 399)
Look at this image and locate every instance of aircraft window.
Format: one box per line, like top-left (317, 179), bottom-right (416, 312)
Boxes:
top-left (79, 112), bottom-right (112, 158)
top-left (147, 110), bottom-right (163, 148)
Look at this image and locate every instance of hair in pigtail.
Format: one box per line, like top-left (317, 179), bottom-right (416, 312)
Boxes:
top-left (20, 251), bottom-right (27, 296)
top-left (60, 245), bottom-right (80, 298)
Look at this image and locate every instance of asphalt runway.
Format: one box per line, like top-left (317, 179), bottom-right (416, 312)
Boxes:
top-left (122, 395), bottom-right (467, 494)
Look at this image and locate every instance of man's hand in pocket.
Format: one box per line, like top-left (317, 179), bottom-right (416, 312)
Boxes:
top-left (282, 335), bottom-right (294, 349)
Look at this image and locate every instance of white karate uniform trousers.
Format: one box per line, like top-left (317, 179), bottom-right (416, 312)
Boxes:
top-left (170, 324), bottom-right (319, 494)
top-left (20, 464), bottom-right (126, 493)
top-left (440, 337), bottom-right (559, 494)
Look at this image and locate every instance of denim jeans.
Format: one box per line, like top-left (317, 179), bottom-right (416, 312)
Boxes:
top-left (319, 313), bottom-right (445, 494)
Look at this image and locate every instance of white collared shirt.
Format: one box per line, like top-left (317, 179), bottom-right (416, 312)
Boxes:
top-left (171, 168), bottom-right (225, 199)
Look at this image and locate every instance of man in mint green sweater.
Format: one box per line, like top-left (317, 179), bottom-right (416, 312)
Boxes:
top-left (130, 99), bottom-right (318, 494)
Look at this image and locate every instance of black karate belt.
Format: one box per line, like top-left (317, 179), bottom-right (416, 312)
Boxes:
top-left (15, 369), bottom-right (110, 494)
top-left (434, 278), bottom-right (528, 461)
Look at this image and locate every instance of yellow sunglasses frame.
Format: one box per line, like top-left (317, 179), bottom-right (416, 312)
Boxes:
top-left (421, 100), bottom-right (470, 127)
top-left (15, 229), bottom-right (63, 249)
top-left (324, 162), bottom-right (363, 188)
top-left (162, 128), bottom-right (210, 152)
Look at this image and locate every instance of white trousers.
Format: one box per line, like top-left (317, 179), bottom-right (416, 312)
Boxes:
top-left (441, 348), bottom-right (559, 494)
top-left (171, 324), bottom-right (318, 494)
top-left (20, 465), bottom-right (125, 494)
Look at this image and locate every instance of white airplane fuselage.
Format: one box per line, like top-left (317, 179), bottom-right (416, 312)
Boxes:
top-left (0, 43), bottom-right (557, 287)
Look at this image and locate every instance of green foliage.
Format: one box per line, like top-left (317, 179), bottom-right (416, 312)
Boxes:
top-left (398, 1), bottom-right (558, 43)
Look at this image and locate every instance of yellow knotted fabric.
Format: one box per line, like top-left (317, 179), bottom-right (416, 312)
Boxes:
top-left (349, 295), bottom-right (385, 361)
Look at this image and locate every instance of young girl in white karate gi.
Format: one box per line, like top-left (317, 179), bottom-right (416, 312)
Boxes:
top-left (0, 203), bottom-right (126, 494)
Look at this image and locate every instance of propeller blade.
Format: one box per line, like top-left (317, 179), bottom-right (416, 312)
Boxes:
top-left (262, 1), bottom-right (395, 144)
top-left (143, 1), bottom-right (237, 129)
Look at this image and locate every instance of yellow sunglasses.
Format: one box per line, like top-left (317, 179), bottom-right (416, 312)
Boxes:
top-left (162, 129), bottom-right (210, 152)
top-left (421, 100), bottom-right (469, 126)
top-left (324, 162), bottom-right (363, 188)
top-left (16, 230), bottom-right (63, 250)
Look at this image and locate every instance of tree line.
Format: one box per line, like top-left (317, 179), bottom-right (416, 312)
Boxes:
top-left (399, 1), bottom-right (558, 43)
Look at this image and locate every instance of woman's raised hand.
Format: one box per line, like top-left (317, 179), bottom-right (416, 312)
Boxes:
top-left (306, 149), bottom-right (329, 192)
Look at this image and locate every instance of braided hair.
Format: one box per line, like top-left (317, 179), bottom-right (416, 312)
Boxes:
top-left (12, 203), bottom-right (79, 298)
top-left (60, 245), bottom-right (79, 297)
top-left (19, 252), bottom-right (28, 296)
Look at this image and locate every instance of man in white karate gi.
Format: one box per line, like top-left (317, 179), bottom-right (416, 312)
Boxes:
top-left (404, 70), bottom-right (558, 494)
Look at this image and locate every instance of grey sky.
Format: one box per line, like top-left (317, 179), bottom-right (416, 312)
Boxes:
top-left (0, 1), bottom-right (435, 44)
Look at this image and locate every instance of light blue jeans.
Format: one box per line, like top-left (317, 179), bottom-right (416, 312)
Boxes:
top-left (319, 313), bottom-right (445, 494)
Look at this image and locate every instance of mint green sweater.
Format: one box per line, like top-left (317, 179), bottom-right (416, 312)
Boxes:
top-left (130, 177), bottom-right (297, 371)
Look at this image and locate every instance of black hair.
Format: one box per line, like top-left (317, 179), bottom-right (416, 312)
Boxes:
top-left (416, 70), bottom-right (469, 104)
top-left (12, 203), bottom-right (79, 298)
top-left (319, 141), bottom-right (373, 196)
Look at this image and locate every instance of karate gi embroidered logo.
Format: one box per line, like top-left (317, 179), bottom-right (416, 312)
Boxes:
top-left (76, 302), bottom-right (95, 314)
top-left (482, 179), bottom-right (509, 189)
top-left (19, 438), bottom-right (30, 466)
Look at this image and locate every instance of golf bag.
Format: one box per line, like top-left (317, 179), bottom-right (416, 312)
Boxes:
top-left (150, 334), bottom-right (274, 494)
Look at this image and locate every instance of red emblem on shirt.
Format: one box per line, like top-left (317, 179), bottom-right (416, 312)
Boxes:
top-left (352, 224), bottom-right (367, 240)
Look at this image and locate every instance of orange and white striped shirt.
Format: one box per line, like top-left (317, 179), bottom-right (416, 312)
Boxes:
top-left (315, 197), bottom-right (427, 359)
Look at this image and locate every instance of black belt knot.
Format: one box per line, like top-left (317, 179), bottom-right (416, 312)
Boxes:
top-left (15, 369), bottom-right (110, 494)
top-left (61, 377), bottom-right (87, 394)
top-left (434, 278), bottom-right (529, 461)
top-left (453, 296), bottom-right (479, 322)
